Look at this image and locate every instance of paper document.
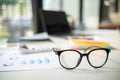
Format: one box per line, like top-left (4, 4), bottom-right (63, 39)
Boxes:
top-left (0, 48), bottom-right (60, 71)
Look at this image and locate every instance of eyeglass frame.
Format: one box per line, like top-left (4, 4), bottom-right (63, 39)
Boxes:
top-left (53, 46), bottom-right (111, 70)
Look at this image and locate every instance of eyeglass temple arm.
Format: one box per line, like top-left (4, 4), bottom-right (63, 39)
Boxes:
top-left (53, 48), bottom-right (59, 55)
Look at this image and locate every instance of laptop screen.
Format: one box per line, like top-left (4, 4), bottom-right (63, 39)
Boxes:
top-left (39, 10), bottom-right (71, 35)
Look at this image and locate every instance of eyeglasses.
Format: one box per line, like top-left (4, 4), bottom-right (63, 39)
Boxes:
top-left (53, 46), bottom-right (111, 70)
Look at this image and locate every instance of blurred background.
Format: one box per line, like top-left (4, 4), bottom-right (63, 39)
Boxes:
top-left (0, 0), bottom-right (120, 42)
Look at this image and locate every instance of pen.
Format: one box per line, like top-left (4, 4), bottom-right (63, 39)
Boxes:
top-left (19, 44), bottom-right (52, 54)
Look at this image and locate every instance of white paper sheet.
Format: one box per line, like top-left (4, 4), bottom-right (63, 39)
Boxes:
top-left (0, 48), bottom-right (60, 71)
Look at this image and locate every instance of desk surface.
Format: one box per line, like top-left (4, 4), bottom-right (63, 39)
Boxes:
top-left (0, 29), bottom-right (120, 80)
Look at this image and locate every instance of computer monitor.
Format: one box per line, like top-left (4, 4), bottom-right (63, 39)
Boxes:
top-left (39, 9), bottom-right (71, 35)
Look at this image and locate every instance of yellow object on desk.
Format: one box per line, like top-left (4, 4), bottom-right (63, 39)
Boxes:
top-left (69, 38), bottom-right (113, 50)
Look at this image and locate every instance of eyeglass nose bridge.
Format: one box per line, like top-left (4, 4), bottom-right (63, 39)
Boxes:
top-left (80, 53), bottom-right (89, 62)
top-left (81, 53), bottom-right (88, 57)
top-left (79, 53), bottom-right (89, 62)
top-left (76, 53), bottom-right (89, 67)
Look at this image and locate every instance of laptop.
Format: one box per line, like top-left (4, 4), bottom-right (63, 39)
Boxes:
top-left (39, 9), bottom-right (71, 35)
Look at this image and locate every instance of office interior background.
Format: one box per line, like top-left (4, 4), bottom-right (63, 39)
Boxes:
top-left (0, 0), bottom-right (120, 42)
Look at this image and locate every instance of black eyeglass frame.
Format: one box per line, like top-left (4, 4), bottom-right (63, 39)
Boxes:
top-left (53, 47), bottom-right (111, 70)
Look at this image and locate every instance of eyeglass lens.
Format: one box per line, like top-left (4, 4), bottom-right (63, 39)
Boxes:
top-left (88, 49), bottom-right (108, 67)
top-left (60, 51), bottom-right (80, 69)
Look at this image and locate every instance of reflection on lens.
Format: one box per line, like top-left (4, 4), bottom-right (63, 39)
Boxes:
top-left (60, 51), bottom-right (80, 68)
top-left (88, 50), bottom-right (107, 67)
